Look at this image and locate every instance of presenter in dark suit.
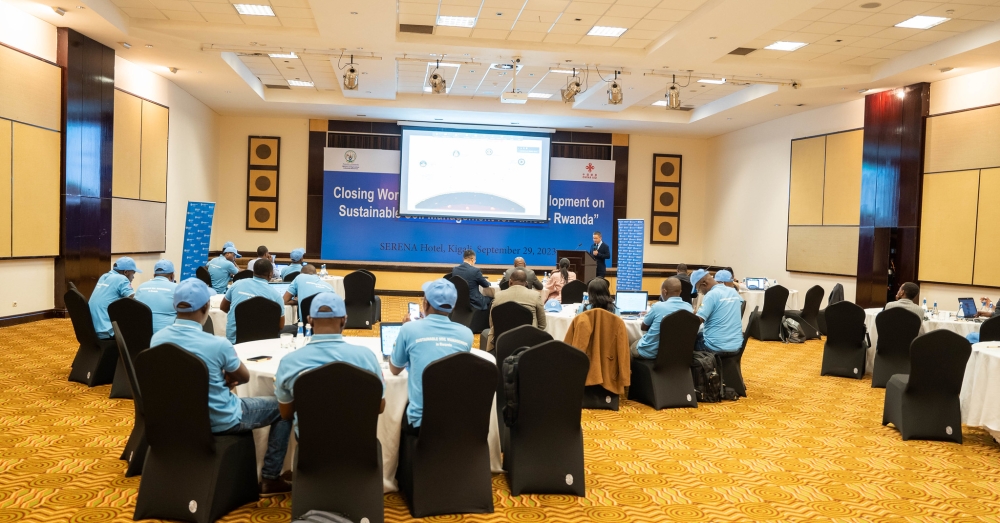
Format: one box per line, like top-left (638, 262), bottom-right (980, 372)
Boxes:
top-left (453, 249), bottom-right (492, 310)
top-left (589, 231), bottom-right (611, 277)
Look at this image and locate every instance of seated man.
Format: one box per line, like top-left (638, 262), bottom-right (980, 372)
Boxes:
top-left (150, 278), bottom-right (291, 495)
top-left (715, 269), bottom-right (738, 291)
top-left (89, 256), bottom-right (139, 339)
top-left (220, 259), bottom-right (285, 343)
top-left (691, 269), bottom-right (744, 353)
top-left (247, 245), bottom-right (280, 280)
top-left (968, 297), bottom-right (996, 344)
top-left (282, 264), bottom-right (335, 307)
top-left (280, 248), bottom-right (306, 280)
top-left (884, 282), bottom-right (925, 318)
top-left (207, 243), bottom-right (241, 294)
top-left (274, 292), bottom-right (385, 435)
top-left (390, 278), bottom-right (473, 431)
top-left (452, 249), bottom-right (492, 311)
top-left (630, 277), bottom-right (693, 360)
top-left (134, 260), bottom-right (177, 333)
top-left (499, 257), bottom-right (542, 291)
top-left (485, 269), bottom-right (546, 351)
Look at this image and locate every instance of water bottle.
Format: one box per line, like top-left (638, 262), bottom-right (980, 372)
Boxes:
top-left (982, 299), bottom-right (989, 314)
top-left (932, 302), bottom-right (938, 316)
top-left (296, 322), bottom-right (304, 338)
top-left (922, 298), bottom-right (928, 312)
top-left (583, 292), bottom-right (590, 307)
top-left (957, 305), bottom-right (965, 320)
top-left (304, 324), bottom-right (312, 341)
top-left (320, 264), bottom-right (328, 276)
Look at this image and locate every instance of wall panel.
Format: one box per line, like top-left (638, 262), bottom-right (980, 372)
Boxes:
top-left (925, 104), bottom-right (1000, 174)
top-left (918, 170), bottom-right (980, 284)
top-left (0, 120), bottom-right (10, 258)
top-left (11, 123), bottom-right (60, 256)
top-left (139, 100), bottom-right (168, 202)
top-left (823, 130), bottom-right (863, 225)
top-left (974, 168), bottom-right (1000, 287)
top-left (786, 226), bottom-right (858, 276)
top-left (788, 136), bottom-right (825, 225)
top-left (111, 198), bottom-right (166, 253)
top-left (0, 45), bottom-right (61, 131)
top-left (112, 90), bottom-right (142, 199)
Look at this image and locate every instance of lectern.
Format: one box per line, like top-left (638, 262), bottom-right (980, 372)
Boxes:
top-left (556, 250), bottom-right (597, 283)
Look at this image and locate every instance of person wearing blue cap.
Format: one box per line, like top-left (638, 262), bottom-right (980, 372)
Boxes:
top-left (88, 257), bottom-right (140, 339)
top-left (281, 264), bottom-right (334, 306)
top-left (280, 248), bottom-right (306, 279)
top-left (151, 278), bottom-right (291, 495)
top-left (274, 292), bottom-right (385, 435)
top-left (220, 259), bottom-right (285, 344)
top-left (691, 269), bottom-right (744, 353)
top-left (134, 260), bottom-right (177, 333)
top-left (715, 269), bottom-right (737, 291)
top-left (206, 242), bottom-right (241, 294)
top-left (631, 277), bottom-right (693, 360)
top-left (389, 278), bottom-right (473, 430)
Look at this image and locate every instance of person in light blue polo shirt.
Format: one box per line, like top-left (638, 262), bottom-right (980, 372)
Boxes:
top-left (631, 277), bottom-right (693, 360)
top-left (390, 278), bottom-right (473, 430)
top-left (134, 260), bottom-right (177, 333)
top-left (692, 269), bottom-right (744, 353)
top-left (89, 257), bottom-right (139, 339)
top-left (150, 278), bottom-right (291, 495)
top-left (280, 248), bottom-right (305, 279)
top-left (274, 292), bottom-right (385, 436)
top-left (281, 264), bottom-right (334, 307)
top-left (206, 242), bottom-right (241, 294)
top-left (220, 258), bottom-right (285, 344)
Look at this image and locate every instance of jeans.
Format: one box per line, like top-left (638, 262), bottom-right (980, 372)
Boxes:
top-left (215, 396), bottom-right (291, 480)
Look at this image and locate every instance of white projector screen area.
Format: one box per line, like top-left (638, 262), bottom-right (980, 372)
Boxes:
top-left (399, 126), bottom-right (551, 221)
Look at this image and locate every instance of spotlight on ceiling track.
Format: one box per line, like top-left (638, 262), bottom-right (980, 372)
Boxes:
top-left (429, 59), bottom-right (447, 94)
top-left (664, 73), bottom-right (691, 110)
top-left (560, 68), bottom-right (583, 103)
top-left (53, 6), bottom-right (66, 15)
top-left (607, 71), bottom-right (623, 105)
top-left (343, 55), bottom-right (359, 91)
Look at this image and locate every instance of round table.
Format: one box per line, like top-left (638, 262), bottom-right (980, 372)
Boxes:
top-left (319, 275), bottom-right (346, 298)
top-left (738, 289), bottom-right (799, 330)
top-left (208, 294), bottom-right (296, 338)
top-left (960, 342), bottom-right (1000, 443)
top-left (544, 304), bottom-right (644, 345)
top-left (864, 308), bottom-right (982, 376)
top-left (233, 337), bottom-right (503, 492)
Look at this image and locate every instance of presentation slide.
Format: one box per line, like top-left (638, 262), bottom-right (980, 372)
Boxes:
top-left (400, 127), bottom-right (551, 221)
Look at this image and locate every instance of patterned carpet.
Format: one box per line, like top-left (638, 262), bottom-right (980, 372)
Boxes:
top-left (2, 299), bottom-right (1000, 522)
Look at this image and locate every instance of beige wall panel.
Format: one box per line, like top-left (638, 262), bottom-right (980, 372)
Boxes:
top-left (139, 100), bottom-right (169, 202)
top-left (786, 226), bottom-right (859, 276)
top-left (974, 168), bottom-right (1000, 287)
top-left (925, 105), bottom-right (1000, 174)
top-left (113, 90), bottom-right (143, 199)
top-left (788, 136), bottom-right (826, 225)
top-left (919, 170), bottom-right (980, 284)
top-left (0, 46), bottom-right (61, 131)
top-left (0, 120), bottom-right (10, 258)
top-left (11, 123), bottom-right (60, 256)
top-left (112, 198), bottom-right (166, 253)
top-left (822, 130), bottom-right (863, 225)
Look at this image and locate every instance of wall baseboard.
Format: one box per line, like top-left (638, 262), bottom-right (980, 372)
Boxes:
top-left (0, 309), bottom-right (65, 328)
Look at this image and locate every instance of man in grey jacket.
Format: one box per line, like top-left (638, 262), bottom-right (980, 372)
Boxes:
top-left (499, 257), bottom-right (543, 290)
top-left (884, 282), bottom-right (925, 318)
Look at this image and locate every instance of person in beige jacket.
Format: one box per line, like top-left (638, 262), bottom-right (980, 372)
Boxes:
top-left (485, 269), bottom-right (546, 351)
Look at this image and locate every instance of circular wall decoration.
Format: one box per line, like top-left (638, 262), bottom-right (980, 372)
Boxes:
top-left (660, 161), bottom-right (675, 177)
top-left (658, 222), bottom-right (673, 236)
top-left (254, 176), bottom-right (271, 192)
top-left (256, 144), bottom-right (272, 160)
top-left (659, 192), bottom-right (675, 207)
top-left (254, 207), bottom-right (271, 223)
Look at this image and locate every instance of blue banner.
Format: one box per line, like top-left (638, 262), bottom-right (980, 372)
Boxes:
top-left (616, 219), bottom-right (645, 292)
top-left (181, 201), bottom-right (215, 280)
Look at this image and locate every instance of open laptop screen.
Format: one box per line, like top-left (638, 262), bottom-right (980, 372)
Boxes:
top-left (268, 282), bottom-right (290, 296)
top-left (745, 278), bottom-right (767, 290)
top-left (958, 297), bottom-right (978, 318)
top-left (380, 323), bottom-right (403, 358)
top-left (615, 291), bottom-right (649, 315)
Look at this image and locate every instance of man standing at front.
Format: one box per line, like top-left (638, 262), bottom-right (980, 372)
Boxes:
top-left (691, 269), bottom-right (744, 353)
top-left (134, 260), bottom-right (177, 333)
top-left (207, 243), bottom-right (241, 294)
top-left (453, 249), bottom-right (492, 311)
top-left (589, 231), bottom-right (611, 277)
top-left (631, 277), bottom-right (692, 360)
top-left (390, 278), bottom-right (473, 431)
top-left (220, 259), bottom-right (285, 344)
top-left (89, 257), bottom-right (139, 340)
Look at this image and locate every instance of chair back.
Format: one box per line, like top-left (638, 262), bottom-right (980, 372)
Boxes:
top-left (64, 287), bottom-right (100, 347)
top-left (358, 269), bottom-right (376, 287)
top-left (740, 300), bottom-right (747, 319)
top-left (295, 362), bottom-right (382, 471)
top-left (232, 270), bottom-right (253, 282)
top-left (418, 352), bottom-right (496, 453)
top-left (828, 283), bottom-right (845, 305)
top-left (491, 302), bottom-right (534, 343)
top-left (112, 321), bottom-right (144, 414)
top-left (343, 270), bottom-right (375, 305)
top-left (561, 280), bottom-right (587, 304)
top-left (499, 280), bottom-right (510, 291)
top-left (445, 275), bottom-right (474, 327)
top-left (135, 343), bottom-right (215, 455)
top-left (980, 315), bottom-right (1000, 342)
top-left (299, 294), bottom-right (318, 324)
top-left (513, 340), bottom-right (589, 439)
top-left (108, 298), bottom-right (154, 359)
top-left (195, 266), bottom-right (213, 287)
top-left (282, 271), bottom-right (299, 282)
top-left (203, 315), bottom-right (215, 334)
top-left (760, 285), bottom-right (789, 319)
top-left (234, 297), bottom-right (282, 343)
top-left (801, 285), bottom-right (825, 317)
top-left (874, 307), bottom-right (922, 359)
top-left (679, 279), bottom-right (693, 305)
top-left (653, 310), bottom-right (701, 371)
top-left (906, 330), bottom-right (972, 396)
top-left (825, 300), bottom-right (867, 347)
top-left (495, 326), bottom-right (553, 368)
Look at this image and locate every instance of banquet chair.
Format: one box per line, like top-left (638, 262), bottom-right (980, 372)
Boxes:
top-left (564, 309), bottom-right (630, 411)
top-left (202, 316), bottom-right (214, 335)
top-left (499, 279), bottom-right (510, 291)
top-left (195, 266), bottom-right (213, 287)
top-left (133, 344), bottom-right (259, 523)
top-left (784, 285), bottom-right (824, 339)
top-left (445, 274), bottom-right (474, 329)
top-left (292, 363), bottom-right (384, 522)
top-left (232, 269), bottom-right (253, 282)
top-left (746, 285), bottom-right (789, 341)
top-left (494, 326), bottom-right (553, 451)
top-left (357, 269), bottom-right (382, 323)
top-left (628, 310), bottom-right (700, 409)
top-left (679, 279), bottom-right (694, 305)
top-left (817, 283), bottom-right (845, 336)
top-left (344, 270), bottom-right (378, 329)
top-left (505, 341), bottom-right (588, 496)
top-left (282, 271), bottom-right (300, 282)
top-left (107, 298), bottom-right (154, 400)
top-left (481, 301), bottom-right (533, 352)
top-left (882, 330), bottom-right (972, 443)
top-left (871, 307), bottom-right (922, 388)
top-left (980, 315), bottom-right (1000, 342)
top-left (718, 329), bottom-right (752, 398)
top-left (65, 287), bottom-right (119, 387)
top-left (560, 280), bottom-right (587, 304)
top-left (821, 301), bottom-right (868, 379)
top-left (234, 297), bottom-right (282, 344)
top-left (298, 294), bottom-right (318, 325)
top-left (396, 352), bottom-right (495, 518)
top-left (112, 322), bottom-right (148, 477)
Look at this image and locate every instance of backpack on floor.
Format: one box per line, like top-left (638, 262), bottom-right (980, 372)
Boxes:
top-left (295, 510), bottom-right (354, 523)
top-left (501, 347), bottom-right (530, 426)
top-left (691, 351), bottom-right (723, 403)
top-left (780, 316), bottom-right (807, 344)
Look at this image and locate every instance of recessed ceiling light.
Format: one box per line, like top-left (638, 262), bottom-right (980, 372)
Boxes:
top-left (587, 26), bottom-right (628, 37)
top-left (528, 93), bottom-right (552, 99)
top-left (765, 41), bottom-right (807, 51)
top-left (940, 67), bottom-right (954, 72)
top-left (859, 2), bottom-right (881, 8)
top-left (698, 78), bottom-right (726, 84)
top-left (53, 6), bottom-right (66, 15)
top-left (775, 104), bottom-right (781, 107)
top-left (234, 4), bottom-right (275, 16)
top-left (708, 36), bottom-right (717, 40)
top-left (76, 5), bottom-right (85, 8)
top-left (437, 15), bottom-right (476, 27)
top-left (350, 11), bottom-right (358, 14)
top-left (287, 79), bottom-right (314, 87)
top-left (549, 69), bottom-right (575, 74)
top-left (895, 16), bottom-right (949, 29)
top-left (268, 52), bottom-right (297, 59)
top-left (145, 44), bottom-right (153, 48)
top-left (652, 100), bottom-right (667, 106)
top-left (120, 42), bottom-right (131, 49)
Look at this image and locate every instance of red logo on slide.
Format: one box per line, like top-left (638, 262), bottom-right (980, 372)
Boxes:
top-left (585, 163), bottom-right (595, 172)
top-left (582, 162), bottom-right (597, 179)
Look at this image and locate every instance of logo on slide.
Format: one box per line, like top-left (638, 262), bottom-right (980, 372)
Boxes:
top-left (583, 162), bottom-right (598, 179)
top-left (344, 150), bottom-right (357, 163)
top-left (585, 163), bottom-right (595, 172)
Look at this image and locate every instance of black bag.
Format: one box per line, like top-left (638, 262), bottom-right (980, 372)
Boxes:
top-left (690, 352), bottom-right (739, 403)
top-left (501, 347), bottom-right (530, 426)
top-left (780, 317), bottom-right (807, 344)
top-left (295, 510), bottom-right (355, 522)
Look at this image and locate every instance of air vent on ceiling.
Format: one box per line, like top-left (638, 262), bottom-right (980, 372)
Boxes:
top-left (400, 24), bottom-right (434, 34)
top-left (265, 84), bottom-right (291, 89)
top-left (729, 47), bottom-right (756, 56)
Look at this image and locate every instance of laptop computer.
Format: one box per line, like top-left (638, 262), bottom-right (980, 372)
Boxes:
top-left (615, 291), bottom-right (649, 316)
top-left (380, 322), bottom-right (403, 362)
top-left (958, 297), bottom-right (978, 319)
top-left (273, 263), bottom-right (289, 274)
top-left (268, 282), bottom-right (291, 296)
top-left (745, 278), bottom-right (767, 291)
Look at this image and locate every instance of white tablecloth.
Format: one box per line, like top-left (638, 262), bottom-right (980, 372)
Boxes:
top-left (208, 294), bottom-right (295, 338)
top-left (319, 275), bottom-right (345, 298)
top-left (738, 289), bottom-right (799, 330)
top-left (233, 338), bottom-right (503, 492)
top-left (544, 305), bottom-right (644, 345)
top-left (864, 308), bottom-right (982, 376)
top-left (960, 342), bottom-right (1000, 443)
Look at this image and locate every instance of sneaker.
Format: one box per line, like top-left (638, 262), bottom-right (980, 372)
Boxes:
top-left (260, 477), bottom-right (292, 496)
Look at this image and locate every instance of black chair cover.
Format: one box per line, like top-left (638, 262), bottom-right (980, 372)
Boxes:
top-left (818, 283), bottom-right (845, 336)
top-left (195, 266), bottom-right (213, 287)
top-left (582, 385), bottom-right (620, 411)
top-left (882, 330), bottom-right (972, 443)
top-left (112, 321), bottom-right (147, 477)
top-left (134, 344), bottom-right (259, 523)
top-left (483, 301), bottom-right (533, 350)
top-left (232, 270), bottom-right (253, 282)
top-left (234, 297), bottom-right (282, 344)
top-left (344, 270), bottom-right (377, 329)
top-left (202, 316), bottom-right (215, 335)
top-left (282, 271), bottom-right (300, 282)
top-left (298, 294), bottom-right (318, 325)
top-left (107, 298), bottom-right (154, 399)
top-left (396, 352), bottom-right (495, 518)
top-left (292, 363), bottom-right (384, 522)
top-left (821, 301), bottom-right (868, 379)
top-left (506, 341), bottom-right (589, 496)
top-left (980, 315), bottom-right (1000, 342)
top-left (746, 285), bottom-right (789, 341)
top-left (499, 280), bottom-right (510, 291)
top-left (560, 280), bottom-right (587, 304)
top-left (871, 307), bottom-right (922, 388)
top-left (679, 280), bottom-right (694, 305)
top-left (65, 288), bottom-right (119, 387)
top-left (784, 285), bottom-right (824, 339)
top-left (718, 330), bottom-right (751, 398)
top-left (494, 326), bottom-right (553, 451)
top-left (628, 310), bottom-right (701, 409)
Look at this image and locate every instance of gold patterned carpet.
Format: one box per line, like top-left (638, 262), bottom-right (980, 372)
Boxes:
top-left (3, 299), bottom-right (1000, 522)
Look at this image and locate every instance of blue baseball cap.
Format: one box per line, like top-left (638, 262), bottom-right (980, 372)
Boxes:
top-left (715, 269), bottom-right (733, 283)
top-left (422, 278), bottom-right (457, 313)
top-left (113, 256), bottom-right (142, 273)
top-left (310, 292), bottom-right (346, 319)
top-left (544, 299), bottom-right (563, 313)
top-left (691, 268), bottom-right (709, 288)
top-left (223, 242), bottom-right (242, 258)
top-left (290, 248), bottom-right (305, 262)
top-left (173, 278), bottom-right (213, 312)
top-left (153, 260), bottom-right (175, 275)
